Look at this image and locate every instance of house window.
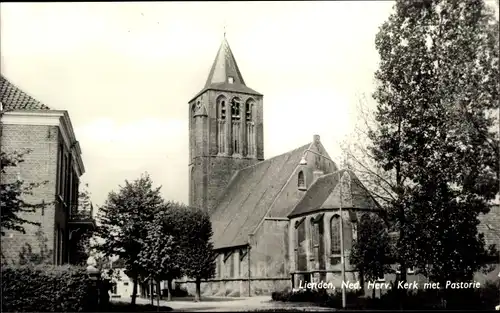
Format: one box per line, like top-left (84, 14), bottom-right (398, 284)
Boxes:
top-left (124, 282), bottom-right (129, 286)
top-left (298, 171), bottom-right (305, 189)
top-left (57, 144), bottom-right (64, 196)
top-left (330, 215), bottom-right (341, 255)
top-left (228, 76), bottom-right (234, 84)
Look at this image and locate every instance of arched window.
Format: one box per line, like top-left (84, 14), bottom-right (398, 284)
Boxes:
top-left (245, 99), bottom-right (255, 156)
top-left (311, 218), bottom-right (319, 247)
top-left (311, 214), bottom-right (326, 274)
top-left (298, 171), bottom-right (305, 189)
top-left (245, 101), bottom-right (253, 121)
top-left (295, 219), bottom-right (307, 271)
top-left (217, 96), bottom-right (227, 154)
top-left (231, 98), bottom-right (240, 119)
top-left (343, 216), bottom-right (353, 250)
top-left (330, 215), bottom-right (341, 255)
top-left (231, 97), bottom-right (241, 154)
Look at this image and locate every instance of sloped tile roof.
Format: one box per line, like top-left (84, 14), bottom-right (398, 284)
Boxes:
top-left (1, 75), bottom-right (51, 110)
top-left (288, 170), bottom-right (380, 218)
top-left (478, 204), bottom-right (500, 247)
top-left (211, 143), bottom-right (311, 250)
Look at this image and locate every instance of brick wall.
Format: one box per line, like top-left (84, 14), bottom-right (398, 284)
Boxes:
top-left (189, 89), bottom-right (264, 213)
top-left (1, 124), bottom-right (60, 265)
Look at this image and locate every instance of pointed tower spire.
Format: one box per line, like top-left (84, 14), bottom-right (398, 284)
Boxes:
top-left (190, 36), bottom-right (261, 102)
top-left (204, 38), bottom-right (247, 87)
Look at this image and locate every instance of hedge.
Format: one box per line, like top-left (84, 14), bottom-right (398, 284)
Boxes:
top-left (2, 264), bottom-right (95, 312)
top-left (272, 280), bottom-right (500, 310)
top-left (271, 288), bottom-right (361, 307)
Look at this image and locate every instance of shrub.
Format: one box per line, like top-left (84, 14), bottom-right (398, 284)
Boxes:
top-left (2, 264), bottom-right (95, 312)
top-left (272, 281), bottom-right (500, 310)
top-left (368, 281), bottom-right (500, 310)
top-left (275, 288), bottom-right (354, 307)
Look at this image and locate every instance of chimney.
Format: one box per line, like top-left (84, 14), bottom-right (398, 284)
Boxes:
top-left (313, 134), bottom-right (320, 143)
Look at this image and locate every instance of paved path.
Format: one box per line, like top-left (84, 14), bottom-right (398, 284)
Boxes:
top-left (113, 296), bottom-right (336, 312)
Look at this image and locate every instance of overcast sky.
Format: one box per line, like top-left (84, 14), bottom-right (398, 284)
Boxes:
top-left (1, 1), bottom-right (497, 208)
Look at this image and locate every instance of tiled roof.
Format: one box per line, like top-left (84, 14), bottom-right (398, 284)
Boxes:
top-left (0, 75), bottom-right (51, 111)
top-left (288, 170), bottom-right (380, 218)
top-left (478, 204), bottom-right (500, 247)
top-left (211, 143), bottom-right (312, 250)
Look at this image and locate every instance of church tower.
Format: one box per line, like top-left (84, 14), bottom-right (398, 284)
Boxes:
top-left (188, 37), bottom-right (264, 213)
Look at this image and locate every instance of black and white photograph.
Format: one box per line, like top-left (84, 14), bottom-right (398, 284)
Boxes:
top-left (1, 1), bottom-right (499, 312)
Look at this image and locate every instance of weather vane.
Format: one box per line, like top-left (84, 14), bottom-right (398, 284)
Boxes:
top-left (223, 20), bottom-right (227, 38)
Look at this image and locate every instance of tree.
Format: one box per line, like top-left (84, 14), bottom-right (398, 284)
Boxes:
top-left (369, 0), bottom-right (499, 304)
top-left (95, 173), bottom-right (164, 306)
top-left (1, 149), bottom-right (48, 236)
top-left (180, 207), bottom-right (216, 302)
top-left (73, 183), bottom-right (95, 265)
top-left (136, 205), bottom-right (184, 302)
top-left (17, 226), bottom-right (52, 266)
top-left (350, 213), bottom-right (393, 298)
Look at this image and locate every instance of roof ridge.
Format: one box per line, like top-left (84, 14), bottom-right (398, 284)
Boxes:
top-left (237, 142), bottom-right (312, 173)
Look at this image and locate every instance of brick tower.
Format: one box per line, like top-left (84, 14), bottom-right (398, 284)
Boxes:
top-left (188, 36), bottom-right (264, 213)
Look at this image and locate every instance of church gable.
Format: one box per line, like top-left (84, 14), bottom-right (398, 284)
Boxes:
top-left (267, 136), bottom-right (338, 218)
top-left (210, 143), bottom-right (312, 250)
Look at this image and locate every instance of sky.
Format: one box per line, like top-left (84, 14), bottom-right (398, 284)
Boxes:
top-left (1, 1), bottom-right (497, 208)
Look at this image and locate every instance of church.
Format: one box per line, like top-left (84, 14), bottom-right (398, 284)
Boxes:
top-left (178, 36), bottom-right (499, 298)
top-left (178, 37), bottom-right (383, 297)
